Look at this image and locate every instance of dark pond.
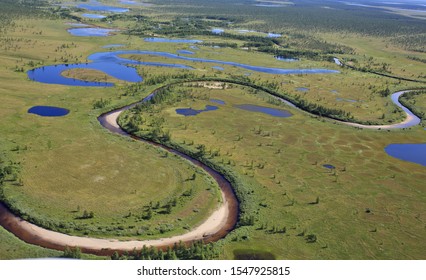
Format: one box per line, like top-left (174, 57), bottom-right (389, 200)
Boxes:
top-left (144, 38), bottom-right (203, 43)
top-left (78, 3), bottom-right (129, 13)
top-left (210, 99), bottom-right (225, 105)
top-left (82, 13), bottom-right (106, 19)
top-left (67, 28), bottom-right (117, 37)
top-left (176, 105), bottom-right (218, 116)
top-left (28, 106), bottom-right (69, 117)
top-left (233, 249), bottom-right (276, 260)
top-left (323, 164), bottom-right (336, 169)
top-left (234, 104), bottom-right (293, 118)
top-left (275, 56), bottom-right (299, 62)
top-left (385, 143), bottom-right (426, 166)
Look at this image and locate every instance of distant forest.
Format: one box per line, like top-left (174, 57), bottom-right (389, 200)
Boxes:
top-left (152, 0), bottom-right (426, 37)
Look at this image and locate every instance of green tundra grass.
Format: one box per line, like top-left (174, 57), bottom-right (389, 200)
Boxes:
top-left (119, 82), bottom-right (425, 259)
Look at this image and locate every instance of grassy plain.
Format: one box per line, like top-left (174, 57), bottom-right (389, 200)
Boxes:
top-left (123, 83), bottom-right (426, 259)
top-left (0, 18), bottom-right (221, 240)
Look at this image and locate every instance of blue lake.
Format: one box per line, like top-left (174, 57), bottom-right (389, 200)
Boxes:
top-left (78, 4), bottom-right (129, 13)
top-left (102, 44), bottom-right (125, 48)
top-left (177, 50), bottom-right (195, 55)
top-left (28, 50), bottom-right (339, 87)
top-left (67, 28), bottom-right (117, 37)
top-left (176, 105), bottom-right (219, 116)
top-left (385, 143), bottom-right (426, 166)
top-left (27, 62), bottom-right (140, 86)
top-left (144, 38), bottom-right (203, 43)
top-left (28, 106), bottom-right (69, 117)
top-left (210, 99), bottom-right (225, 105)
top-left (234, 104), bottom-right (293, 118)
top-left (82, 13), bottom-right (106, 19)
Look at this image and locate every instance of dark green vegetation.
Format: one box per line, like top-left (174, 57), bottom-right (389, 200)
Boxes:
top-left (233, 249), bottom-right (276, 260)
top-left (0, 0), bottom-right (425, 259)
top-left (111, 241), bottom-right (219, 260)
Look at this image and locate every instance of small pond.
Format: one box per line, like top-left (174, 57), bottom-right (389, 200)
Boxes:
top-left (78, 4), bottom-right (129, 13)
top-left (176, 105), bottom-right (218, 116)
top-left (210, 99), bottom-right (225, 105)
top-left (323, 164), bottom-right (336, 169)
top-left (275, 56), bottom-right (298, 62)
top-left (82, 13), bottom-right (107, 19)
top-left (385, 143), bottom-right (426, 166)
top-left (144, 38), bottom-right (203, 43)
top-left (212, 28), bottom-right (224, 34)
top-left (212, 66), bottom-right (224, 71)
top-left (28, 106), bottom-right (69, 117)
top-left (67, 27), bottom-right (117, 37)
top-left (234, 104), bottom-right (292, 118)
